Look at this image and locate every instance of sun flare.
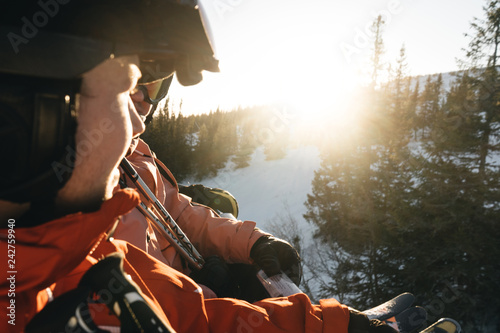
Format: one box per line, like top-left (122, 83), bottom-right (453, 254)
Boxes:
top-left (168, 1), bottom-right (370, 134)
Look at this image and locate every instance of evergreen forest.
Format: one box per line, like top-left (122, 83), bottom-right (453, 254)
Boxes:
top-left (141, 105), bottom-right (291, 181)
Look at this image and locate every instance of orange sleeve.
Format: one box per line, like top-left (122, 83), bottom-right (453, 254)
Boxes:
top-left (0, 189), bottom-right (140, 331)
top-left (320, 298), bottom-right (351, 332)
top-left (94, 239), bottom-right (210, 333)
top-left (15, 219), bottom-right (349, 333)
top-left (204, 293), bottom-right (350, 333)
top-left (97, 240), bottom-right (350, 333)
top-left (162, 178), bottom-right (269, 263)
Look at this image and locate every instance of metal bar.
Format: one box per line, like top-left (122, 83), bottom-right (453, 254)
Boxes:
top-left (120, 158), bottom-right (205, 269)
top-left (136, 202), bottom-right (203, 270)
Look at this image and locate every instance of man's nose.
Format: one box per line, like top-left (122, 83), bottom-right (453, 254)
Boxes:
top-left (130, 89), bottom-right (153, 120)
top-left (129, 101), bottom-right (146, 138)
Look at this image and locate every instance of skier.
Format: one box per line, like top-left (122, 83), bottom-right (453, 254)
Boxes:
top-left (119, 73), bottom-right (301, 299)
top-left (0, 1), bottom-right (397, 332)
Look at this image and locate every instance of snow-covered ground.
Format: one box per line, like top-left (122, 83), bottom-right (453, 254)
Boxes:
top-left (185, 145), bottom-right (326, 297)
top-left (187, 145), bottom-right (321, 236)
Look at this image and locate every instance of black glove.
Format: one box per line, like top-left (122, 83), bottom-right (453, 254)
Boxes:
top-left (348, 310), bottom-right (398, 333)
top-left (250, 236), bottom-right (302, 286)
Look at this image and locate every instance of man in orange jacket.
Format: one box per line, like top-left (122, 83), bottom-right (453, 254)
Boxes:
top-left (0, 1), bottom-right (396, 332)
top-left (119, 73), bottom-right (301, 300)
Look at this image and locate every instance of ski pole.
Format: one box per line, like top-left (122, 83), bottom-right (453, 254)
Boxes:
top-left (120, 158), bottom-right (205, 269)
top-left (136, 201), bottom-right (203, 270)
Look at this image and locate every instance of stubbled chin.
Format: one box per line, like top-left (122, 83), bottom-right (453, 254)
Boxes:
top-left (127, 137), bottom-right (140, 157)
top-left (105, 168), bottom-right (121, 200)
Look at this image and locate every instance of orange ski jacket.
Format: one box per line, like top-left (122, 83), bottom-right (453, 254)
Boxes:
top-left (114, 139), bottom-right (268, 273)
top-left (0, 189), bottom-right (350, 332)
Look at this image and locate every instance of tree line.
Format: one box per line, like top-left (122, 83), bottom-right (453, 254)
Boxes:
top-left (141, 105), bottom-right (290, 182)
top-left (302, 3), bottom-right (500, 331)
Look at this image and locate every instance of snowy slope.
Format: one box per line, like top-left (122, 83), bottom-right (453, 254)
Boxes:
top-left (187, 145), bottom-right (321, 236)
top-left (185, 145), bottom-right (323, 296)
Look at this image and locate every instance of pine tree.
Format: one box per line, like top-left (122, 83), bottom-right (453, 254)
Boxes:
top-left (417, 74), bottom-right (444, 140)
top-left (370, 15), bottom-right (386, 88)
top-left (233, 113), bottom-right (258, 169)
top-left (168, 112), bottom-right (195, 180)
top-left (393, 2), bottom-right (500, 330)
top-left (407, 80), bottom-right (420, 140)
top-left (211, 109), bottom-right (237, 169)
top-left (193, 122), bottom-right (213, 180)
top-left (141, 103), bottom-right (197, 181)
top-left (304, 15), bottom-right (418, 307)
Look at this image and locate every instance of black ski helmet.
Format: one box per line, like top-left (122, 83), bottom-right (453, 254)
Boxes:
top-left (0, 0), bottom-right (218, 204)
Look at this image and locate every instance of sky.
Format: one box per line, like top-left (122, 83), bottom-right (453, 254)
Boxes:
top-left (167, 0), bottom-right (487, 117)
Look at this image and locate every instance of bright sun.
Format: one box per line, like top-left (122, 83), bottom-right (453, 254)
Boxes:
top-left (168, 1), bottom-right (368, 135)
top-left (169, 32), bottom-right (362, 124)
top-left (168, 0), bottom-right (483, 123)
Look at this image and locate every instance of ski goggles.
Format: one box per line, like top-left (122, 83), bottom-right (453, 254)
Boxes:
top-left (136, 75), bottom-right (174, 105)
